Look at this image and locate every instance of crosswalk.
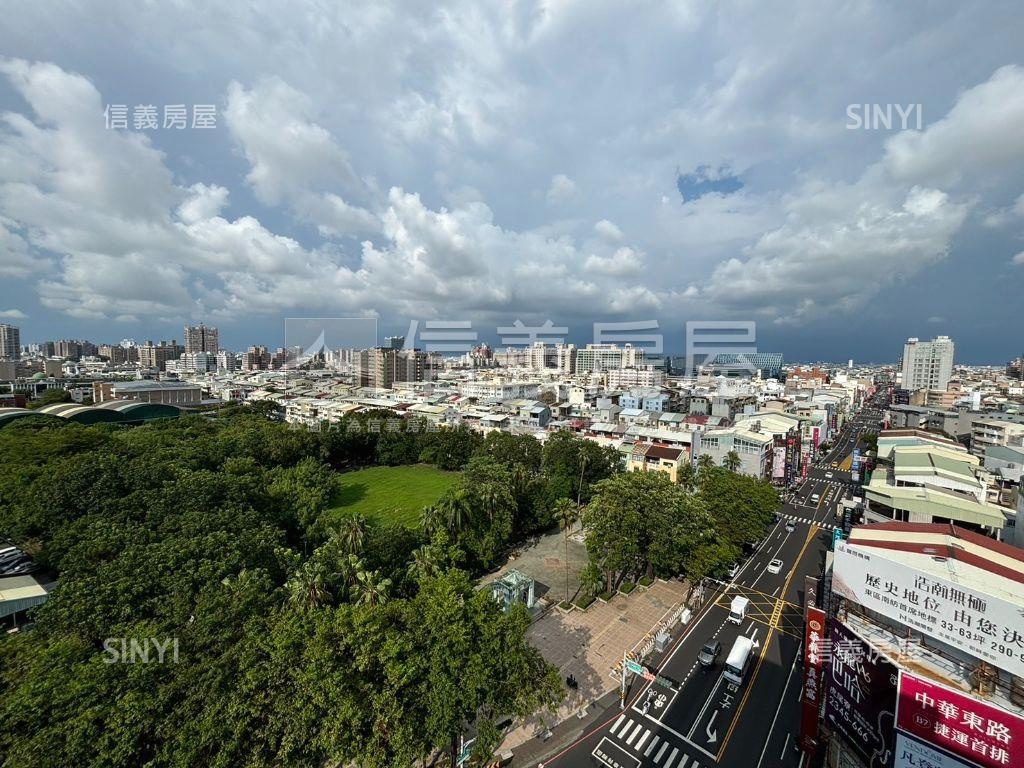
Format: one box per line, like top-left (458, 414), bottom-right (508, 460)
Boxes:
top-left (778, 512), bottom-right (841, 531)
top-left (593, 714), bottom-right (700, 768)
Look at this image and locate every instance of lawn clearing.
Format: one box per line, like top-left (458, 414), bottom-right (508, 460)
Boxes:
top-left (325, 464), bottom-right (461, 528)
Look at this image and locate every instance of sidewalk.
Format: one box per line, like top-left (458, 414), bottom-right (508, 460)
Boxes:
top-left (497, 579), bottom-right (690, 763)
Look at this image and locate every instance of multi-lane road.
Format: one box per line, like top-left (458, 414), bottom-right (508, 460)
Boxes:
top-left (546, 392), bottom-right (889, 768)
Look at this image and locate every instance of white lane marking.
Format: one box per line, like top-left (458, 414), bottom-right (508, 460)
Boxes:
top-left (756, 641), bottom-right (802, 768)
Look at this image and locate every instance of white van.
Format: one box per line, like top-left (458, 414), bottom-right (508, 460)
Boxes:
top-left (728, 596), bottom-right (749, 624)
top-left (723, 635), bottom-right (754, 684)
top-left (810, 493), bottom-right (821, 504)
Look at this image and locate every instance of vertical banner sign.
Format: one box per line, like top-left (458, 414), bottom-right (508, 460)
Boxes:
top-left (801, 607), bottom-right (827, 752)
top-left (895, 672), bottom-right (1023, 768)
top-left (804, 575), bottom-right (819, 621)
top-left (824, 620), bottom-right (898, 768)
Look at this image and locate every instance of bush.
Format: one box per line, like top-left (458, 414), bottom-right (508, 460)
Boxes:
top-left (619, 581), bottom-right (635, 594)
top-left (575, 595), bottom-right (595, 610)
top-left (638, 576), bottom-right (654, 587)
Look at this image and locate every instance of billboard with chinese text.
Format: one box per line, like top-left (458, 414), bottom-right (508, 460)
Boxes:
top-left (894, 732), bottom-right (974, 768)
top-left (825, 620), bottom-right (898, 768)
top-left (833, 542), bottom-right (1024, 678)
top-left (801, 607), bottom-right (827, 752)
top-left (895, 672), bottom-right (1022, 768)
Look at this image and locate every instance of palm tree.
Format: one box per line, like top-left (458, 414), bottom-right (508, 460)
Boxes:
top-left (419, 504), bottom-right (443, 537)
top-left (677, 461), bottom-right (697, 492)
top-left (553, 497), bottom-right (579, 604)
top-left (406, 545), bottom-right (441, 582)
top-left (353, 569), bottom-right (391, 605)
top-left (697, 453), bottom-right (715, 474)
top-left (336, 513), bottom-right (367, 555)
top-left (437, 488), bottom-right (473, 534)
top-left (723, 450), bottom-right (741, 472)
top-left (286, 562), bottom-right (330, 611)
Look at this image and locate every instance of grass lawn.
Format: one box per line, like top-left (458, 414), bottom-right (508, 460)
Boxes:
top-left (325, 464), bottom-right (461, 528)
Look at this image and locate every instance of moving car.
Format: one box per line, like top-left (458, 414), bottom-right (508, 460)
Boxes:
top-left (697, 639), bottom-right (722, 667)
top-left (785, 520), bottom-right (796, 532)
top-left (824, 471), bottom-right (833, 479)
top-left (727, 562), bottom-right (740, 579)
top-left (810, 493), bottom-right (820, 504)
top-left (767, 558), bottom-right (783, 574)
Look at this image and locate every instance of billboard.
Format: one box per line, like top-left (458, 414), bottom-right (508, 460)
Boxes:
top-left (773, 448), bottom-right (786, 478)
top-left (824, 620), bottom-right (898, 768)
top-left (800, 607), bottom-right (827, 752)
top-left (894, 732), bottom-right (974, 768)
top-left (895, 671), bottom-right (1023, 768)
top-left (833, 542), bottom-right (1024, 679)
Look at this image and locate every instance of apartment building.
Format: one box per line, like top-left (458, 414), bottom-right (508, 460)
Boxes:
top-left (0, 323), bottom-right (20, 360)
top-left (901, 335), bottom-right (955, 392)
top-left (575, 343), bottom-right (644, 373)
top-left (971, 419), bottom-right (1024, 458)
top-left (183, 324), bottom-right (219, 354)
top-left (354, 348), bottom-right (425, 388)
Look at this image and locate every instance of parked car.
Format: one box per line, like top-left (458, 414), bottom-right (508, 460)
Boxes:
top-left (698, 639), bottom-right (722, 667)
top-left (767, 558), bottom-right (783, 575)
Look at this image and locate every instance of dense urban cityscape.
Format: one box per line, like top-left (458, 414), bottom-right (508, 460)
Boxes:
top-left (2, 3), bottom-right (1024, 768)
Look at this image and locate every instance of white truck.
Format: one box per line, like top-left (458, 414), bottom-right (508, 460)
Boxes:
top-left (723, 635), bottom-right (754, 684)
top-left (728, 596), bottom-right (749, 624)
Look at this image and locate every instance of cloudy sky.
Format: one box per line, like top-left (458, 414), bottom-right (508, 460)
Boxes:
top-left (1, 1), bottom-right (1022, 362)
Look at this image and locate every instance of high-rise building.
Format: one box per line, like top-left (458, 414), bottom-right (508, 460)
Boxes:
top-left (138, 340), bottom-right (183, 371)
top-left (0, 323), bottom-right (20, 360)
top-left (901, 335), bottom-right (954, 392)
top-left (575, 343), bottom-right (644, 373)
top-left (184, 324), bottom-right (219, 354)
top-left (385, 335), bottom-right (405, 350)
top-left (354, 347), bottom-right (425, 388)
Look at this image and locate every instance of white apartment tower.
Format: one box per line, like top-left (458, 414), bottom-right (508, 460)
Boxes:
top-left (901, 335), bottom-right (954, 392)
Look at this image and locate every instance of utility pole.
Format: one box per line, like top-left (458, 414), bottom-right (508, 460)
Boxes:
top-left (620, 649), bottom-right (629, 709)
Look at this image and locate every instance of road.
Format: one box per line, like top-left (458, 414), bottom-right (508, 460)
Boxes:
top-left (546, 390), bottom-right (889, 768)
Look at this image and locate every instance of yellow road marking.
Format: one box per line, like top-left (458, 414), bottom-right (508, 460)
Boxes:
top-left (717, 525), bottom-right (816, 759)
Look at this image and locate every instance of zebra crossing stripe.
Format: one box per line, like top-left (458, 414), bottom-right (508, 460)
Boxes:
top-left (626, 723), bottom-right (643, 745)
top-left (664, 747), bottom-right (680, 768)
top-left (654, 742), bottom-right (669, 763)
top-left (610, 714), bottom-right (625, 735)
top-left (634, 730), bottom-right (650, 751)
top-left (615, 717), bottom-right (634, 737)
top-left (644, 735), bottom-right (660, 757)
top-left (678, 756), bottom-right (691, 768)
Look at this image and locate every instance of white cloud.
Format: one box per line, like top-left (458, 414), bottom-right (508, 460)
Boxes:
top-left (177, 184), bottom-right (229, 225)
top-left (0, 308), bottom-right (26, 319)
top-left (594, 219), bottom-right (624, 242)
top-left (1012, 251), bottom-right (1024, 266)
top-left (546, 174), bottom-right (578, 205)
top-left (584, 246), bottom-right (644, 277)
top-left (884, 65), bottom-right (1024, 186)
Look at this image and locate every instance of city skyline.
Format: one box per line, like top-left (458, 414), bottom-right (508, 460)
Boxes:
top-left (1, 3), bottom-right (1023, 362)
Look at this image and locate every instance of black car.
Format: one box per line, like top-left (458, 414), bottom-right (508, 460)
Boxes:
top-left (698, 639), bottom-right (722, 667)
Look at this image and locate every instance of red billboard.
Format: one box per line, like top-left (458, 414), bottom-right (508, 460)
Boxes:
top-left (896, 672), bottom-right (1023, 768)
top-left (800, 607), bottom-right (827, 752)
